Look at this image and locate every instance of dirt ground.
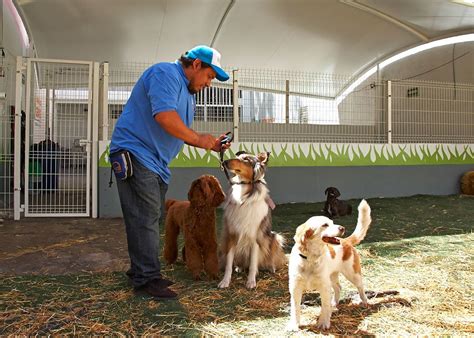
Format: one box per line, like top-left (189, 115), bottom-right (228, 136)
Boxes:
top-left (1, 195), bottom-right (473, 335)
top-left (0, 217), bottom-right (129, 275)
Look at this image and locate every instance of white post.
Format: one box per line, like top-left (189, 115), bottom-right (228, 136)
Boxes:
top-left (99, 62), bottom-right (109, 141)
top-left (203, 88), bottom-right (208, 122)
top-left (91, 62), bottom-right (100, 218)
top-left (232, 69), bottom-right (239, 142)
top-left (23, 59), bottom-right (32, 216)
top-left (387, 80), bottom-right (392, 144)
top-left (13, 57), bottom-right (24, 220)
top-left (285, 79), bottom-right (290, 124)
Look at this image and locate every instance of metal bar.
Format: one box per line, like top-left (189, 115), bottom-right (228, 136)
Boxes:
top-left (285, 79), bottom-right (290, 124)
top-left (340, 0), bottom-right (429, 42)
top-left (85, 63), bottom-right (93, 216)
top-left (204, 88), bottom-right (208, 122)
top-left (210, 0), bottom-right (235, 47)
top-left (24, 59), bottom-right (32, 216)
top-left (27, 58), bottom-right (93, 66)
top-left (232, 69), bottom-right (239, 142)
top-left (387, 80), bottom-right (392, 144)
top-left (91, 62), bottom-right (100, 218)
top-left (13, 57), bottom-right (23, 220)
top-left (100, 62), bottom-right (109, 141)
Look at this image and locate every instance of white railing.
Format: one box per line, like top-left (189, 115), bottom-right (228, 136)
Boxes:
top-left (103, 63), bottom-right (473, 144)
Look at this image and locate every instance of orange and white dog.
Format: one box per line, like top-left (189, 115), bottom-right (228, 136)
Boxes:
top-left (218, 151), bottom-right (286, 289)
top-left (287, 200), bottom-right (371, 331)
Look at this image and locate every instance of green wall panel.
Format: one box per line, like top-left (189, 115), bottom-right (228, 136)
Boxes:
top-left (98, 141), bottom-right (474, 168)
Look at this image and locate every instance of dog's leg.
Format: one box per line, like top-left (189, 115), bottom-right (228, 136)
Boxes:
top-left (330, 272), bottom-right (341, 307)
top-left (218, 245), bottom-right (235, 288)
top-left (287, 285), bottom-right (303, 331)
top-left (203, 243), bottom-right (219, 280)
top-left (246, 243), bottom-right (260, 289)
top-left (317, 284), bottom-right (332, 330)
top-left (163, 217), bottom-right (179, 264)
top-left (343, 271), bottom-right (368, 306)
top-left (183, 232), bottom-right (203, 280)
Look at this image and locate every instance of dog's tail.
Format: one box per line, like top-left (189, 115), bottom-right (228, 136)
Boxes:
top-left (163, 203), bottom-right (180, 264)
top-left (345, 199), bottom-right (371, 246)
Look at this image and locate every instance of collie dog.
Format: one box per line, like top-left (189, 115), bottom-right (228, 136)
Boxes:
top-left (218, 151), bottom-right (286, 289)
top-left (287, 200), bottom-right (371, 331)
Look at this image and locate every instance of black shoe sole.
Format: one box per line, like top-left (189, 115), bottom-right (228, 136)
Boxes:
top-left (133, 288), bottom-right (178, 300)
top-left (127, 275), bottom-right (175, 288)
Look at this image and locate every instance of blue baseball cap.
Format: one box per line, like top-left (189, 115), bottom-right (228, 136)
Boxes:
top-left (185, 45), bottom-right (230, 82)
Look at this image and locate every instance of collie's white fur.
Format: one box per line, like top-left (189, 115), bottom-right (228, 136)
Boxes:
top-left (287, 200), bottom-right (372, 331)
top-left (218, 151), bottom-right (286, 289)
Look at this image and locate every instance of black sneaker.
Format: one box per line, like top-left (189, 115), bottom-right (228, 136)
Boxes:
top-left (135, 280), bottom-right (177, 300)
top-left (126, 270), bottom-right (174, 288)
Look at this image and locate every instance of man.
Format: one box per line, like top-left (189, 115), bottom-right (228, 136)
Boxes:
top-left (110, 45), bottom-right (231, 299)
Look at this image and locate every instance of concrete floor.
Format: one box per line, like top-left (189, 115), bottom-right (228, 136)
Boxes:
top-left (0, 217), bottom-right (130, 275)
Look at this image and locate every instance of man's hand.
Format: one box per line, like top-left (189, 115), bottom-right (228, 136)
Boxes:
top-left (196, 134), bottom-right (218, 150)
top-left (154, 111), bottom-right (232, 152)
top-left (211, 133), bottom-right (232, 152)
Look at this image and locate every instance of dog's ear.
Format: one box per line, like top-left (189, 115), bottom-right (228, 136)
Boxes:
top-left (235, 150), bottom-right (247, 156)
top-left (188, 177), bottom-right (209, 208)
top-left (208, 176), bottom-right (226, 207)
top-left (294, 223), bottom-right (314, 244)
top-left (303, 228), bottom-right (315, 242)
top-left (257, 151), bottom-right (270, 166)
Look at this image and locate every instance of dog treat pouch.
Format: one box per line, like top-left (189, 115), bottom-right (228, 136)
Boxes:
top-left (109, 150), bottom-right (133, 181)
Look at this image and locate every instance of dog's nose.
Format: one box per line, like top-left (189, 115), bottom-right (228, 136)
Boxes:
top-left (339, 226), bottom-right (345, 235)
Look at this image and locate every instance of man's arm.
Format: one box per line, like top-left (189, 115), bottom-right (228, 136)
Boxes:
top-left (154, 111), bottom-right (223, 151)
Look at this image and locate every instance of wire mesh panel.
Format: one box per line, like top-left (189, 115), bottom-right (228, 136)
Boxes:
top-left (0, 57), bottom-right (15, 217)
top-left (107, 62), bottom-right (151, 139)
top-left (238, 69), bottom-right (387, 143)
top-left (107, 62), bottom-right (234, 138)
top-left (25, 59), bottom-right (92, 216)
top-left (391, 80), bottom-right (474, 143)
top-left (106, 63), bottom-right (472, 145)
top-left (193, 83), bottom-right (234, 136)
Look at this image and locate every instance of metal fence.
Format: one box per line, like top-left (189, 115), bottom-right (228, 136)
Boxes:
top-left (390, 80), bottom-right (474, 143)
top-left (104, 63), bottom-right (473, 144)
top-left (24, 59), bottom-right (93, 216)
top-left (2, 58), bottom-right (473, 219)
top-left (0, 55), bottom-right (15, 217)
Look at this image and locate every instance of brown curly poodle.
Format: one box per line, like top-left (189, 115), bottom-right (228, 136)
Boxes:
top-left (163, 175), bottom-right (225, 280)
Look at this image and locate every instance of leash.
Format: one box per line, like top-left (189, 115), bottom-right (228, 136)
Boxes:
top-left (219, 132), bottom-right (234, 185)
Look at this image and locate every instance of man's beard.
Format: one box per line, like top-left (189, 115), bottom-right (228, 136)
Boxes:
top-left (187, 84), bottom-right (198, 94)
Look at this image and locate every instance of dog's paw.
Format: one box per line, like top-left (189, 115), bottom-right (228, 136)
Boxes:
top-left (316, 317), bottom-right (331, 330)
top-left (246, 279), bottom-right (257, 289)
top-left (286, 322), bottom-right (299, 332)
top-left (351, 295), bottom-right (368, 307)
top-left (218, 278), bottom-right (230, 288)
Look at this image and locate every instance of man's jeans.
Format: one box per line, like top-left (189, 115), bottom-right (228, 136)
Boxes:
top-left (116, 155), bottom-right (168, 287)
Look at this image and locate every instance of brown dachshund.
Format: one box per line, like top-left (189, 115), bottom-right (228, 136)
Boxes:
top-left (163, 175), bottom-right (225, 280)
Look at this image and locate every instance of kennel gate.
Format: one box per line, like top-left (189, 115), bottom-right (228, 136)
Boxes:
top-left (23, 59), bottom-right (94, 217)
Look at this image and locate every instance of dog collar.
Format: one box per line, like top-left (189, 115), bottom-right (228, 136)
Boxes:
top-left (232, 180), bottom-right (266, 185)
top-left (299, 253), bottom-right (308, 260)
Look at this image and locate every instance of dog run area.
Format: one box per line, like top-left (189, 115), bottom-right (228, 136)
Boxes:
top-left (1, 194), bottom-right (472, 336)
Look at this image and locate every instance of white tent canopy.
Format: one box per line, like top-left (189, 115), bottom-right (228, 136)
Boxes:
top-left (15, 0), bottom-right (474, 77)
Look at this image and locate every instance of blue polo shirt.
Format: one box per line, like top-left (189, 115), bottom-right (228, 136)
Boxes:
top-left (110, 61), bottom-right (195, 184)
